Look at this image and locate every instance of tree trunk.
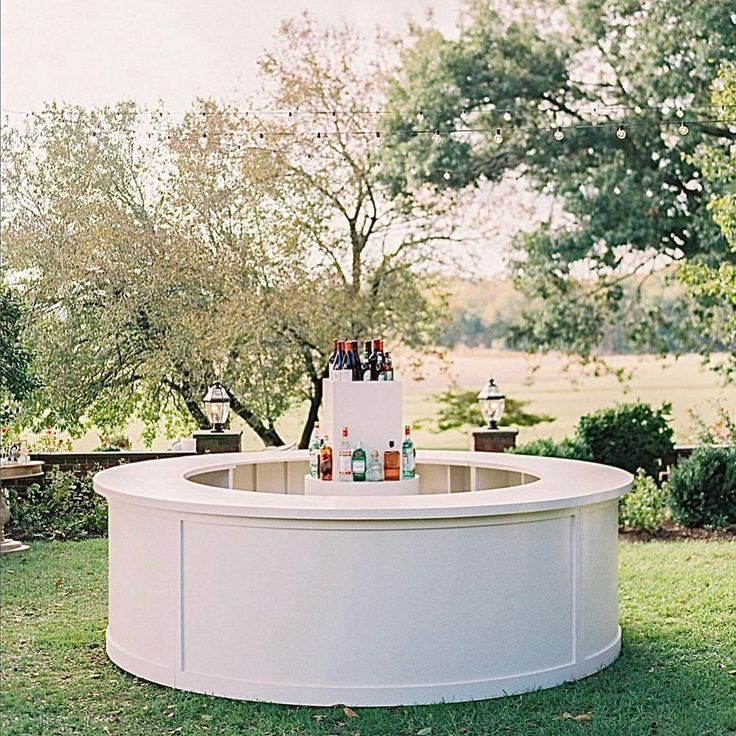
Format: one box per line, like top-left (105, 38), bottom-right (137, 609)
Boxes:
top-left (298, 366), bottom-right (328, 449)
top-left (230, 396), bottom-right (284, 447)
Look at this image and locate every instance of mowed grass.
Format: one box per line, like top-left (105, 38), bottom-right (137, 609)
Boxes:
top-left (1, 539), bottom-right (734, 736)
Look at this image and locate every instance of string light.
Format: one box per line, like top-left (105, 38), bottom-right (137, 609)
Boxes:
top-left (87, 130), bottom-right (99, 148)
top-left (616, 125), bottom-right (627, 140)
top-left (432, 130), bottom-right (442, 143)
top-left (493, 128), bottom-right (503, 144)
top-left (553, 126), bottom-right (564, 141)
top-left (443, 170), bottom-right (451, 180)
top-left (503, 111), bottom-right (512, 122)
top-left (197, 132), bottom-right (208, 149)
top-left (416, 111), bottom-right (424, 122)
top-left (678, 122), bottom-right (689, 136)
top-left (613, 186), bottom-right (621, 195)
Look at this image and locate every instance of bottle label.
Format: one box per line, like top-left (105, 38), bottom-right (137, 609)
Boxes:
top-left (402, 449), bottom-right (415, 474)
top-left (352, 459), bottom-right (366, 474)
top-left (339, 451), bottom-right (352, 478)
top-left (309, 452), bottom-right (319, 478)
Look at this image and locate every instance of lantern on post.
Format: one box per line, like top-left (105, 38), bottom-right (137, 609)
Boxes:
top-left (477, 377), bottom-right (505, 430)
top-left (203, 380), bottom-right (231, 433)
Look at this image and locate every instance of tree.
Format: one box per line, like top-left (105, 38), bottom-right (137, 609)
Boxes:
top-left (1, 17), bottom-right (465, 447)
top-left (380, 0), bottom-right (736, 374)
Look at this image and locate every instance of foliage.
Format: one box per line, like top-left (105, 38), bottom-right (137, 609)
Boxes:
top-left (381, 0), bottom-right (736, 373)
top-left (0, 284), bottom-right (38, 427)
top-left (4, 466), bottom-right (107, 540)
top-left (508, 436), bottom-right (592, 461)
top-left (668, 446), bottom-right (736, 528)
top-left (576, 402), bottom-right (674, 477)
top-left (426, 383), bottom-right (553, 432)
top-left (27, 427), bottom-right (73, 453)
top-left (1, 18), bottom-right (461, 449)
top-left (619, 468), bottom-right (669, 532)
top-left (2, 540), bottom-right (735, 735)
top-left (93, 433), bottom-right (132, 451)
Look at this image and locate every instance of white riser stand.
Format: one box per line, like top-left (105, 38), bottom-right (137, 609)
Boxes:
top-left (304, 474), bottom-right (420, 496)
top-left (322, 379), bottom-right (403, 458)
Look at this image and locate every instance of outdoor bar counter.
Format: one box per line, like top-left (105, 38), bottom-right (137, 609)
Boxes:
top-left (94, 450), bottom-right (632, 706)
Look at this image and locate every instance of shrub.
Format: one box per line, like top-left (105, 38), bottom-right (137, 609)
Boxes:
top-left (668, 446), bottom-right (736, 528)
top-left (4, 465), bottom-right (108, 540)
top-left (508, 436), bottom-right (592, 460)
top-left (575, 401), bottom-right (674, 477)
top-left (619, 468), bottom-right (668, 531)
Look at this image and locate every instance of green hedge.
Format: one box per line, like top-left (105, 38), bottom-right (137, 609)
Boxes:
top-left (508, 436), bottom-right (592, 460)
top-left (575, 401), bottom-right (674, 477)
top-left (668, 446), bottom-right (736, 528)
top-left (4, 465), bottom-right (108, 541)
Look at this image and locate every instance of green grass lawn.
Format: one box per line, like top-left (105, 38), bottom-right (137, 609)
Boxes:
top-left (1, 539), bottom-right (735, 736)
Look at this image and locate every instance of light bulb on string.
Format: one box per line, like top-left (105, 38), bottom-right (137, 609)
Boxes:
top-left (200, 111), bottom-right (207, 122)
top-left (553, 126), bottom-right (564, 141)
top-left (432, 130), bottom-right (442, 143)
top-left (613, 185), bottom-right (621, 195)
top-left (493, 128), bottom-right (503, 144)
top-left (590, 106), bottom-right (598, 118)
top-left (375, 131), bottom-right (382, 145)
top-left (676, 107), bottom-right (684, 118)
top-left (409, 166), bottom-right (418, 176)
top-left (678, 122), bottom-right (689, 136)
top-left (416, 111), bottom-right (425, 122)
top-left (503, 111), bottom-right (512, 122)
top-left (198, 132), bottom-right (208, 149)
top-left (443, 170), bottom-right (451, 180)
top-left (615, 125), bottom-right (626, 140)
top-left (87, 130), bottom-right (100, 149)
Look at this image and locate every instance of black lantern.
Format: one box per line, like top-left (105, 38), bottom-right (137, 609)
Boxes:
top-left (203, 380), bottom-right (231, 433)
top-left (477, 377), bottom-right (505, 430)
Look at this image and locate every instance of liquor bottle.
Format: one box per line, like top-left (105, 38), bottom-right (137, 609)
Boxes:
top-left (401, 425), bottom-right (416, 478)
top-left (384, 440), bottom-right (400, 481)
top-left (367, 449), bottom-right (383, 481)
top-left (351, 442), bottom-right (367, 481)
top-left (309, 421), bottom-right (321, 478)
top-left (319, 436), bottom-right (333, 481)
top-left (350, 340), bottom-right (361, 381)
top-left (361, 340), bottom-right (372, 381)
top-left (332, 340), bottom-right (345, 381)
top-left (338, 426), bottom-right (352, 481)
top-left (328, 339), bottom-right (338, 380)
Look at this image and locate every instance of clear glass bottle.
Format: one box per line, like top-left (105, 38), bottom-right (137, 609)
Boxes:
top-left (384, 440), bottom-right (400, 481)
top-left (309, 421), bottom-right (321, 478)
top-left (351, 442), bottom-right (367, 481)
top-left (367, 449), bottom-right (383, 482)
top-left (338, 426), bottom-right (352, 481)
top-left (401, 425), bottom-right (415, 478)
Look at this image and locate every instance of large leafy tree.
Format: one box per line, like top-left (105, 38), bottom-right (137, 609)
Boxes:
top-left (380, 0), bottom-right (736, 373)
top-left (1, 17), bottom-right (463, 447)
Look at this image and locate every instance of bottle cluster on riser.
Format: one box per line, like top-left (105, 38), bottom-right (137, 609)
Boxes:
top-left (328, 338), bottom-right (394, 382)
top-left (309, 424), bottom-right (415, 482)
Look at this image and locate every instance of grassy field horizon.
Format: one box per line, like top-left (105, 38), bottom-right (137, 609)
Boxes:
top-left (63, 349), bottom-right (734, 452)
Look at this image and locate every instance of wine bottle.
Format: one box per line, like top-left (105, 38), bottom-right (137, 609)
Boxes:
top-left (361, 340), bottom-right (372, 381)
top-left (332, 340), bottom-right (345, 381)
top-left (367, 449), bottom-right (383, 481)
top-left (401, 425), bottom-right (415, 478)
top-left (309, 421), bottom-right (321, 478)
top-left (351, 442), bottom-right (367, 481)
top-left (368, 338), bottom-right (384, 381)
top-left (338, 426), bottom-right (352, 481)
top-left (319, 436), bottom-right (333, 481)
top-left (350, 340), bottom-right (361, 381)
top-left (383, 352), bottom-right (394, 381)
top-left (384, 440), bottom-right (400, 481)
top-left (328, 339), bottom-right (338, 380)
top-left (341, 340), bottom-right (355, 382)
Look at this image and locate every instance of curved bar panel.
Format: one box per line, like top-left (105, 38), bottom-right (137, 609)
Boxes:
top-left (95, 451), bottom-right (631, 706)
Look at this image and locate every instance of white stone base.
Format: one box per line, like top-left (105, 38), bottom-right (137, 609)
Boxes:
top-left (304, 474), bottom-right (420, 496)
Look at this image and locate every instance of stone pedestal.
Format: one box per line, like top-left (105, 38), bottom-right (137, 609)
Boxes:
top-left (193, 430), bottom-right (242, 455)
top-left (472, 427), bottom-right (519, 453)
top-left (0, 461), bottom-right (42, 554)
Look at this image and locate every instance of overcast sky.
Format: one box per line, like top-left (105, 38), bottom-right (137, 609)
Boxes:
top-left (1, 0), bottom-right (460, 114)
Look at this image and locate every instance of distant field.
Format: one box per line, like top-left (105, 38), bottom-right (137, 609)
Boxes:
top-left (71, 350), bottom-right (733, 451)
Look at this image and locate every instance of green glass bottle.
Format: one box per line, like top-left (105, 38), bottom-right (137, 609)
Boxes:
top-left (402, 425), bottom-right (416, 478)
top-left (351, 442), bottom-right (367, 482)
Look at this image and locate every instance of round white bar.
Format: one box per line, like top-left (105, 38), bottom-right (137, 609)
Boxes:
top-left (94, 450), bottom-right (632, 707)
top-left (303, 474), bottom-right (420, 495)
